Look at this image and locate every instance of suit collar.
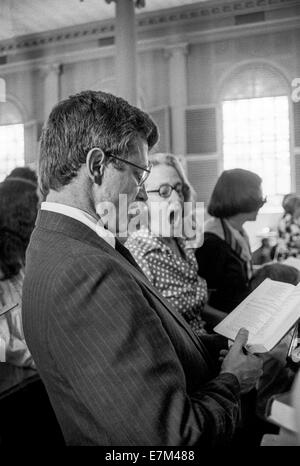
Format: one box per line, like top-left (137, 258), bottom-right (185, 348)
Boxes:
top-left (36, 209), bottom-right (113, 251)
top-left (41, 201), bottom-right (115, 248)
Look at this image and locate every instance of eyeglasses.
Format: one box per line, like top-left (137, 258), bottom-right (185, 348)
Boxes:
top-left (257, 196), bottom-right (267, 208)
top-left (147, 182), bottom-right (184, 199)
top-left (106, 153), bottom-right (152, 187)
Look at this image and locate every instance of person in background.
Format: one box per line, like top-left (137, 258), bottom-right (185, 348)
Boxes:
top-left (195, 169), bottom-right (297, 424)
top-left (196, 169), bottom-right (265, 313)
top-left (126, 152), bottom-right (226, 336)
top-left (0, 169), bottom-right (38, 368)
top-left (5, 166), bottom-right (38, 184)
top-left (5, 166), bottom-right (43, 206)
top-left (275, 193), bottom-right (300, 260)
top-left (196, 169), bottom-right (299, 314)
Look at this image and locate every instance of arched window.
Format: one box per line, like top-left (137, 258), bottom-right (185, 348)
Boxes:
top-left (0, 99), bottom-right (24, 181)
top-left (221, 64), bottom-right (290, 207)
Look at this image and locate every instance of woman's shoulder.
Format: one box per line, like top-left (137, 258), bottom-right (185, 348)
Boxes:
top-left (203, 231), bottom-right (224, 240)
top-left (195, 233), bottom-right (230, 262)
top-left (202, 232), bottom-right (228, 248)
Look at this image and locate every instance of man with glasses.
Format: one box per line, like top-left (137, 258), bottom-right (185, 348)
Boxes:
top-left (22, 90), bottom-right (262, 446)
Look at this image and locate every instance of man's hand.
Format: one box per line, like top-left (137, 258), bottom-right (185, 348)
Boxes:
top-left (220, 328), bottom-right (263, 394)
top-left (218, 349), bottom-right (228, 364)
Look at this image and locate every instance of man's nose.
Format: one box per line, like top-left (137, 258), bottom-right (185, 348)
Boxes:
top-left (136, 184), bottom-right (148, 202)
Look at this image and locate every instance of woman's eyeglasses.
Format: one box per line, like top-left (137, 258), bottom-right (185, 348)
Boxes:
top-left (147, 183), bottom-right (184, 199)
top-left (106, 153), bottom-right (152, 187)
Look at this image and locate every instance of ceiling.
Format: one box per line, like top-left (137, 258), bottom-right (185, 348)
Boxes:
top-left (0, 0), bottom-right (214, 41)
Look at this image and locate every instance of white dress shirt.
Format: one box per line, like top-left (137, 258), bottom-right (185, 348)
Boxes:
top-left (41, 202), bottom-right (115, 248)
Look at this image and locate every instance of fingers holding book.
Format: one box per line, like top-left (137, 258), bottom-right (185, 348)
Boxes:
top-left (220, 328), bottom-right (263, 394)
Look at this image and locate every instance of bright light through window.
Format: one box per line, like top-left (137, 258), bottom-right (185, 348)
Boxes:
top-left (222, 96), bottom-right (290, 203)
top-left (0, 123), bottom-right (24, 181)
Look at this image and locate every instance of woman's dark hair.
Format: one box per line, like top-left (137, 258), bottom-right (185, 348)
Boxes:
top-left (5, 166), bottom-right (38, 186)
top-left (0, 177), bottom-right (39, 280)
top-left (208, 168), bottom-right (263, 218)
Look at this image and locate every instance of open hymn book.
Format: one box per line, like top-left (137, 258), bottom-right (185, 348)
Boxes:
top-left (214, 278), bottom-right (300, 353)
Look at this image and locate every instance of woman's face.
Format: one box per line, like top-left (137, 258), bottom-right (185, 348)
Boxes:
top-left (145, 164), bottom-right (185, 237)
top-left (146, 164), bottom-right (184, 204)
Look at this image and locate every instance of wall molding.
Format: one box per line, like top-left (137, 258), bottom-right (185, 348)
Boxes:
top-left (0, 15), bottom-right (299, 76)
top-left (0, 0), bottom-right (298, 57)
top-left (137, 0), bottom-right (299, 29)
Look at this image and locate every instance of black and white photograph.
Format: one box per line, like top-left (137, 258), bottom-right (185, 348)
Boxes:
top-left (0, 0), bottom-right (300, 451)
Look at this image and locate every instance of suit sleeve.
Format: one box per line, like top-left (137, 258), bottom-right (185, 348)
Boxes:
top-left (48, 253), bottom-right (240, 446)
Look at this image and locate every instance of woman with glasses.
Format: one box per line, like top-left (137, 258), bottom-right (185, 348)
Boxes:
top-left (126, 153), bottom-right (226, 336)
top-left (195, 168), bottom-right (299, 314)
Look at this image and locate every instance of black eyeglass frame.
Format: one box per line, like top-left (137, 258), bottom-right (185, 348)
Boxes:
top-left (257, 196), bottom-right (268, 208)
top-left (147, 182), bottom-right (184, 199)
top-left (105, 153), bottom-right (152, 186)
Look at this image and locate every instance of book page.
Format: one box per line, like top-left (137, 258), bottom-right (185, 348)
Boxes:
top-left (214, 279), bottom-right (297, 351)
top-left (264, 283), bottom-right (300, 350)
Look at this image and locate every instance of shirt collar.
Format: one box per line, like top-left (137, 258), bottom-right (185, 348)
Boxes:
top-left (41, 201), bottom-right (115, 249)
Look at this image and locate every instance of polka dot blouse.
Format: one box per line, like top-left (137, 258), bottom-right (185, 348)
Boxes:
top-left (126, 227), bottom-right (208, 336)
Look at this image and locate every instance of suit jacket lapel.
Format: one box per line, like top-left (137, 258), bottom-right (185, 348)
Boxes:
top-left (115, 239), bottom-right (142, 269)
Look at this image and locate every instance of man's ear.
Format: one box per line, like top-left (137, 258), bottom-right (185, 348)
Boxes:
top-left (86, 147), bottom-right (105, 185)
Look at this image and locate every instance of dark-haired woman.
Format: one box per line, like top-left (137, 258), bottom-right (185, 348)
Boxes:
top-left (0, 172), bottom-right (38, 367)
top-left (195, 169), bottom-right (299, 313)
top-left (195, 169), bottom-right (298, 423)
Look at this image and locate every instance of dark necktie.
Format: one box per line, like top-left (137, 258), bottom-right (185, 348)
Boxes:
top-left (115, 238), bottom-right (142, 270)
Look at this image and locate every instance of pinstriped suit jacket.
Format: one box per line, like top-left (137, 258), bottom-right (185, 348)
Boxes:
top-left (22, 210), bottom-right (241, 446)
